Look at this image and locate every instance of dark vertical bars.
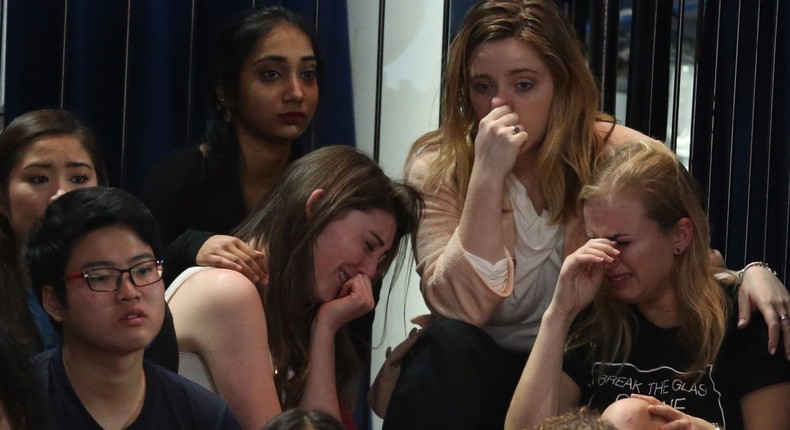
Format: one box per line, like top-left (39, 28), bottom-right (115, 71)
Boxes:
top-left (668, 0), bottom-right (687, 153)
top-left (373, 0), bottom-right (386, 162)
top-left (626, 0), bottom-right (671, 139)
top-left (118, 0), bottom-right (132, 189)
top-left (60, 0), bottom-right (69, 107)
top-left (312, 0), bottom-right (320, 151)
top-left (588, 0), bottom-right (618, 113)
top-left (185, 0), bottom-right (196, 145)
top-left (722, 1), bottom-right (741, 260)
top-left (439, 0), bottom-right (452, 127)
top-left (0, 0), bottom-right (4, 120)
top-left (743, 0), bottom-right (759, 260)
top-left (687, 0), bottom-right (704, 176)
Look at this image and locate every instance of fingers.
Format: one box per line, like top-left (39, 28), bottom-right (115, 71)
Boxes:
top-left (630, 393), bottom-right (661, 406)
top-left (387, 327), bottom-right (421, 366)
top-left (736, 286), bottom-right (752, 329)
top-left (410, 314), bottom-right (434, 328)
top-left (332, 274), bottom-right (375, 321)
top-left (196, 235), bottom-right (268, 284)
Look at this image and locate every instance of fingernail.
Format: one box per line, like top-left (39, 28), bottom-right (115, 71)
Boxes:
top-left (771, 347), bottom-right (777, 355)
top-left (252, 275), bottom-right (260, 283)
top-left (737, 319), bottom-right (746, 327)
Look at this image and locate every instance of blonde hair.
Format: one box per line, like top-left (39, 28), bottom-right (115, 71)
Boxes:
top-left (570, 140), bottom-right (728, 377)
top-left (409, 0), bottom-right (611, 223)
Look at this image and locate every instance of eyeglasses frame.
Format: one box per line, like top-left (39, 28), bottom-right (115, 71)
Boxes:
top-left (62, 259), bottom-right (164, 292)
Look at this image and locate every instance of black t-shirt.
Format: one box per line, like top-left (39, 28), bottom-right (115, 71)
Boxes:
top-left (563, 302), bottom-right (790, 430)
top-left (35, 348), bottom-right (242, 430)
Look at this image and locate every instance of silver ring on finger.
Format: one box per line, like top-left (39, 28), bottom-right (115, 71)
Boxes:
top-left (780, 314), bottom-right (789, 321)
top-left (511, 125), bottom-right (521, 135)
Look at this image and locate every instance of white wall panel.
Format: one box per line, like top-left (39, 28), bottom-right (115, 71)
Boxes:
top-left (348, 1), bottom-right (444, 428)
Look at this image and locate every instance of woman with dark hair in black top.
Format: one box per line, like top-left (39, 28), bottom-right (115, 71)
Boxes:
top-left (142, 5), bottom-right (319, 285)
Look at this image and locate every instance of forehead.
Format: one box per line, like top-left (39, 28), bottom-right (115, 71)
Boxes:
top-left (251, 23), bottom-right (314, 58)
top-left (68, 225), bottom-right (152, 266)
top-left (469, 37), bottom-right (549, 75)
top-left (583, 192), bottom-right (648, 236)
top-left (331, 208), bottom-right (397, 244)
top-left (16, 135), bottom-right (92, 164)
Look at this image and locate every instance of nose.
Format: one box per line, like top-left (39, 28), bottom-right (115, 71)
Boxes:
top-left (283, 73), bottom-right (304, 102)
top-left (603, 255), bottom-right (620, 270)
top-left (48, 182), bottom-right (68, 204)
top-left (491, 95), bottom-right (514, 113)
top-left (116, 273), bottom-right (141, 302)
top-left (48, 178), bottom-right (79, 205)
top-left (359, 256), bottom-right (379, 278)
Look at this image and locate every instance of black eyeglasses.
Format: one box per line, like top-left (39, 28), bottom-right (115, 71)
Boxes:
top-left (62, 259), bottom-right (164, 292)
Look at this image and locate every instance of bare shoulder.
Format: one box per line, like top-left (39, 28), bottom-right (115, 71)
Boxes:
top-left (174, 268), bottom-right (263, 315)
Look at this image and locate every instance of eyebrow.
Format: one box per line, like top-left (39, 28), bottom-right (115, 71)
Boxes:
top-left (470, 68), bottom-right (540, 80)
top-left (80, 253), bottom-right (155, 270)
top-left (254, 54), bottom-right (317, 64)
top-left (23, 161), bottom-right (94, 170)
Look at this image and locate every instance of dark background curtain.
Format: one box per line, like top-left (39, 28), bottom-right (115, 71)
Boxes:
top-left (5, 0), bottom-right (355, 195)
top-left (540, 0), bottom-right (788, 283)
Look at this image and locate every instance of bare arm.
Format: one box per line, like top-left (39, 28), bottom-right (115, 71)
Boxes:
top-left (740, 382), bottom-right (790, 429)
top-left (406, 103), bottom-right (529, 325)
top-left (168, 269), bottom-right (280, 429)
top-left (736, 265), bottom-right (790, 360)
top-left (299, 273), bottom-right (375, 420)
top-left (505, 239), bottom-right (617, 430)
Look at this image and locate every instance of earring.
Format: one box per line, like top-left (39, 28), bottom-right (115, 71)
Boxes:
top-left (674, 248), bottom-right (682, 255)
top-left (217, 97), bottom-right (232, 123)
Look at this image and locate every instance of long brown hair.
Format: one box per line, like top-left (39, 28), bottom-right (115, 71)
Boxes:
top-left (0, 109), bottom-right (107, 355)
top-left (233, 145), bottom-right (423, 407)
top-left (570, 140), bottom-right (728, 376)
top-left (409, 0), bottom-right (610, 223)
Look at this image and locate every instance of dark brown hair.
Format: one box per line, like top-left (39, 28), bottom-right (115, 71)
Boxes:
top-left (0, 109), bottom-right (107, 354)
top-left (233, 145), bottom-right (423, 407)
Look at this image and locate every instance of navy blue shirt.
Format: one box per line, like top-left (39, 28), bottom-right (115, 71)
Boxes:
top-left (35, 348), bottom-right (241, 429)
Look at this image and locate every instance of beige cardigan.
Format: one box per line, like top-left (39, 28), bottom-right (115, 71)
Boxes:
top-left (404, 123), bottom-right (657, 326)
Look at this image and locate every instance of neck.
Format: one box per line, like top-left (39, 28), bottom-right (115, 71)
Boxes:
top-left (61, 343), bottom-right (146, 429)
top-left (234, 127), bottom-right (291, 211)
top-left (637, 293), bottom-right (680, 328)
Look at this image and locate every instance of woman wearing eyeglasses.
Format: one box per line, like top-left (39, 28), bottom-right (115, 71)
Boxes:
top-left (25, 187), bottom-right (242, 429)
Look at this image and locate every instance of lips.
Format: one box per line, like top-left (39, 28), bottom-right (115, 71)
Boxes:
top-left (120, 308), bottom-right (147, 324)
top-left (278, 112), bottom-right (306, 125)
top-left (605, 272), bottom-right (632, 287)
